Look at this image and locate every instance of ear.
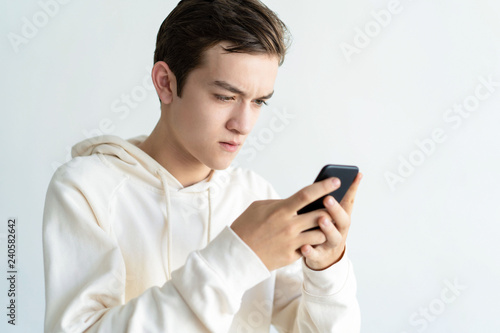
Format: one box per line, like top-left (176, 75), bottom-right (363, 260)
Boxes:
top-left (152, 61), bottom-right (177, 104)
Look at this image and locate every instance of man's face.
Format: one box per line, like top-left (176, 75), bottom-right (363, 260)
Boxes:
top-left (164, 43), bottom-right (279, 170)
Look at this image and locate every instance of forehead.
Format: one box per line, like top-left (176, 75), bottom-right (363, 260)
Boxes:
top-left (191, 42), bottom-right (279, 94)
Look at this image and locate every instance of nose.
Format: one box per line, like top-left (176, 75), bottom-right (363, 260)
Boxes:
top-left (225, 101), bottom-right (259, 135)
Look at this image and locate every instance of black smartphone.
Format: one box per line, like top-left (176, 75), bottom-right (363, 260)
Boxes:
top-left (297, 164), bottom-right (359, 214)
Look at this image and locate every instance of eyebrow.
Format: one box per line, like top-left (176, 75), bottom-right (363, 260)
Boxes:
top-left (209, 80), bottom-right (274, 100)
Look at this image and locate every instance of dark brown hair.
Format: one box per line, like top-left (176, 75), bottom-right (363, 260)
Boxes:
top-left (154, 0), bottom-right (290, 97)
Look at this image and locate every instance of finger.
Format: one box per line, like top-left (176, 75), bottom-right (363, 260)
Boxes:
top-left (298, 228), bottom-right (327, 246)
top-left (300, 244), bottom-right (314, 258)
top-left (285, 177), bottom-right (341, 213)
top-left (300, 244), bottom-right (315, 258)
top-left (323, 196), bottom-right (350, 235)
top-left (340, 172), bottom-right (363, 216)
top-left (294, 209), bottom-right (329, 233)
top-left (300, 218), bottom-right (343, 263)
top-left (300, 243), bottom-right (325, 263)
top-left (317, 215), bottom-right (343, 246)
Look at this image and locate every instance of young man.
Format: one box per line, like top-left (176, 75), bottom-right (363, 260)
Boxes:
top-left (43, 0), bottom-right (363, 332)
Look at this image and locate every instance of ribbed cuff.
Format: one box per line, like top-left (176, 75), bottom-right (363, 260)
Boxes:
top-left (302, 253), bottom-right (351, 296)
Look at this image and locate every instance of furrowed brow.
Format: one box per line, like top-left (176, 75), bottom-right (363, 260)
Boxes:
top-left (210, 80), bottom-right (274, 100)
top-left (259, 90), bottom-right (274, 100)
top-left (210, 80), bottom-right (245, 96)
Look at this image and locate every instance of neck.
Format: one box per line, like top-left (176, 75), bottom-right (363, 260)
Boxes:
top-left (137, 118), bottom-right (213, 188)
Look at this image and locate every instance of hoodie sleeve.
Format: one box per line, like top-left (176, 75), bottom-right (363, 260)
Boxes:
top-left (42, 165), bottom-right (271, 333)
top-left (263, 182), bottom-right (361, 332)
top-left (271, 254), bottom-right (361, 332)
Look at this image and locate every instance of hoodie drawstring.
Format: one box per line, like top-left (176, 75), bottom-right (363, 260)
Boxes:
top-left (157, 170), bottom-right (213, 281)
top-left (207, 186), bottom-right (212, 245)
top-left (157, 170), bottom-right (173, 280)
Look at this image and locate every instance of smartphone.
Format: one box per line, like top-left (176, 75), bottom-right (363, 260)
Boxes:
top-left (297, 164), bottom-right (359, 215)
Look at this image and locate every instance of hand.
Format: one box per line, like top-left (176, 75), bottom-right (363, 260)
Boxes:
top-left (300, 172), bottom-right (363, 270)
top-left (230, 177), bottom-right (342, 271)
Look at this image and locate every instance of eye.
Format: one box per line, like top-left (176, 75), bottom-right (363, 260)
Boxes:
top-left (254, 99), bottom-right (268, 107)
top-left (215, 95), bottom-right (235, 102)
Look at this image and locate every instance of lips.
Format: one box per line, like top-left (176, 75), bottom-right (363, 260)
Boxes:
top-left (219, 141), bottom-right (241, 152)
top-left (223, 141), bottom-right (241, 146)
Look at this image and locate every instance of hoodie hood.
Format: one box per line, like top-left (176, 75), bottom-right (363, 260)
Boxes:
top-left (71, 134), bottom-right (224, 280)
top-left (71, 134), bottom-right (226, 193)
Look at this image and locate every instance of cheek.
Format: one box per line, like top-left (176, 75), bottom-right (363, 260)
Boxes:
top-left (193, 109), bottom-right (224, 132)
top-left (178, 105), bottom-right (227, 143)
top-left (176, 97), bottom-right (208, 128)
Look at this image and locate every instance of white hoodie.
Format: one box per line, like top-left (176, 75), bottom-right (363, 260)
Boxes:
top-left (42, 135), bottom-right (360, 333)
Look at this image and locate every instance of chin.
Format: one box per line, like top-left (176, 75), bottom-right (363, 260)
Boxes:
top-left (205, 157), bottom-right (234, 171)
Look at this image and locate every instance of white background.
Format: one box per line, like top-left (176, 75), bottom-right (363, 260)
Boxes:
top-left (1, 0), bottom-right (500, 332)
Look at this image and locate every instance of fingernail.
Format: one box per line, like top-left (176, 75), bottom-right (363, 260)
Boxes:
top-left (332, 177), bottom-right (340, 187)
top-left (325, 196), bottom-right (335, 207)
top-left (321, 218), bottom-right (331, 228)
